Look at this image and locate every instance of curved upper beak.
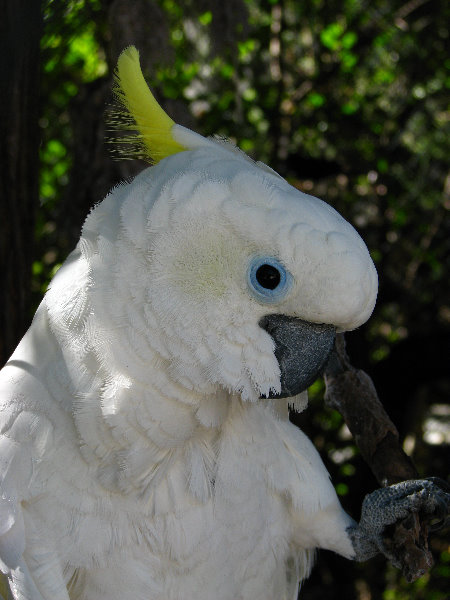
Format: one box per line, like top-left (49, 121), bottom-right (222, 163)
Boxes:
top-left (259, 314), bottom-right (336, 399)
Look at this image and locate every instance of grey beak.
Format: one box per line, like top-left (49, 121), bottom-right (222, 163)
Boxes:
top-left (259, 314), bottom-right (336, 399)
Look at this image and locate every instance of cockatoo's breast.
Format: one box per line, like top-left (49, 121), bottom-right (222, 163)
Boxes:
top-left (23, 384), bottom-right (323, 600)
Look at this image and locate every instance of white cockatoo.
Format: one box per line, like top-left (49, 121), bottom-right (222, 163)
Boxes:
top-left (0, 47), bottom-right (447, 600)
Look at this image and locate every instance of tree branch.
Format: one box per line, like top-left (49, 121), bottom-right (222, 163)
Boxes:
top-left (324, 333), bottom-right (434, 582)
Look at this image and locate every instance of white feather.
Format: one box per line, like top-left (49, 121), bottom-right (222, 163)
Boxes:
top-left (0, 122), bottom-right (377, 599)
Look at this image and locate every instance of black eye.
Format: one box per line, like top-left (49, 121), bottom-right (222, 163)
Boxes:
top-left (248, 256), bottom-right (292, 303)
top-left (255, 264), bottom-right (281, 290)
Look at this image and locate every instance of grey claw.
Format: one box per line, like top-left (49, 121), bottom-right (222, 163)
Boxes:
top-left (426, 476), bottom-right (450, 495)
top-left (426, 488), bottom-right (450, 532)
top-left (418, 479), bottom-right (450, 526)
top-left (351, 478), bottom-right (450, 565)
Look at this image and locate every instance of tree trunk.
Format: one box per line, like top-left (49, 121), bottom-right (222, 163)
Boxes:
top-left (0, 0), bottom-right (42, 366)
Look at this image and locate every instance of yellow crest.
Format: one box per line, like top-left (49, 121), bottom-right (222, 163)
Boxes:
top-left (111, 46), bottom-right (186, 163)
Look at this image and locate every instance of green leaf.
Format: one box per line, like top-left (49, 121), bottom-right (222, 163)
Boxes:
top-left (198, 11), bottom-right (212, 26)
top-left (377, 158), bottom-right (389, 173)
top-left (336, 483), bottom-right (349, 496)
top-left (341, 31), bottom-right (357, 49)
top-left (242, 87), bottom-right (257, 101)
top-left (341, 100), bottom-right (359, 114)
top-left (46, 139), bottom-right (66, 159)
top-left (32, 261), bottom-right (44, 276)
top-left (320, 22), bottom-right (344, 50)
top-left (341, 51), bottom-right (358, 71)
top-left (307, 92), bottom-right (326, 107)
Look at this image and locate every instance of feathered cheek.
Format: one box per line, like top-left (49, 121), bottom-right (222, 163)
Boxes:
top-left (216, 326), bottom-right (282, 402)
top-left (150, 224), bottom-right (245, 308)
top-left (244, 344), bottom-right (282, 400)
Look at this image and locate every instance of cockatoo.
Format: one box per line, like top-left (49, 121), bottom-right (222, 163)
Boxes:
top-left (0, 47), bottom-right (448, 600)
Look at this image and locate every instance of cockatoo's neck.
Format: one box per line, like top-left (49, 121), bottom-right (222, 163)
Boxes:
top-left (43, 244), bottom-right (238, 500)
top-left (78, 358), bottom-right (231, 500)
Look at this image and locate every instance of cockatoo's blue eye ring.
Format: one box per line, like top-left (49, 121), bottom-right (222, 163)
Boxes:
top-left (247, 256), bottom-right (293, 303)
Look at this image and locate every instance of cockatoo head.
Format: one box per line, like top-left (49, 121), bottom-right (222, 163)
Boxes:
top-left (74, 47), bottom-right (377, 404)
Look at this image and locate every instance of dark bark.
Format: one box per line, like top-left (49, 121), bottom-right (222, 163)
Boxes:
top-left (324, 335), bottom-right (417, 485)
top-left (324, 334), bottom-right (435, 582)
top-left (0, 0), bottom-right (42, 366)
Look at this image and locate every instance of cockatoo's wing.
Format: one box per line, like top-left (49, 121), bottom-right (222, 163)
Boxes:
top-left (0, 352), bottom-right (69, 600)
top-left (0, 425), bottom-right (26, 575)
top-left (0, 415), bottom-right (64, 600)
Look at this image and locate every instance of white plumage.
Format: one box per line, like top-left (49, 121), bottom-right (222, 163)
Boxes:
top-left (0, 48), bottom-right (379, 600)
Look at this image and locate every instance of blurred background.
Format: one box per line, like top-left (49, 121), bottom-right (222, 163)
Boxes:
top-left (1, 0), bottom-right (449, 598)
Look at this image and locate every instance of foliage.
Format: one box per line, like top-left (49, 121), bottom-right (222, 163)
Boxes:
top-left (36, 1), bottom-right (449, 598)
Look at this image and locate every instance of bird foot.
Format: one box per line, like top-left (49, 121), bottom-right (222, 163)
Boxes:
top-left (348, 478), bottom-right (450, 580)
